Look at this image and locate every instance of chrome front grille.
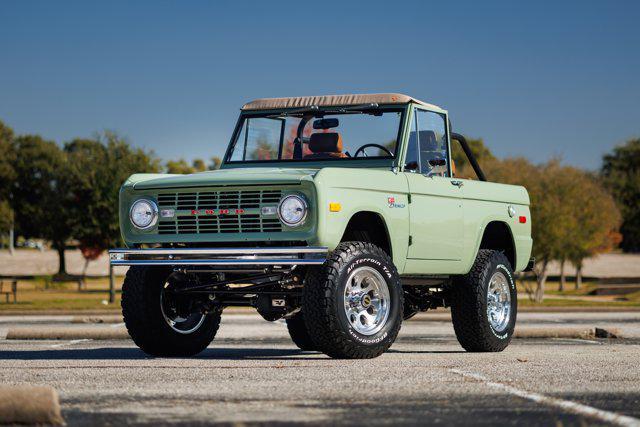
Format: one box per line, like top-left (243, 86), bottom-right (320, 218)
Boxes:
top-left (157, 190), bottom-right (283, 234)
top-left (158, 190), bottom-right (281, 210)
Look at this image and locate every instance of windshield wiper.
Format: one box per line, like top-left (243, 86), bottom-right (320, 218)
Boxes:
top-left (282, 105), bottom-right (320, 116)
top-left (335, 103), bottom-right (381, 115)
top-left (265, 105), bottom-right (320, 119)
top-left (340, 103), bottom-right (379, 111)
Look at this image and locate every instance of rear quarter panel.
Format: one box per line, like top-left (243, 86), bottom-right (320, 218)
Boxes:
top-left (460, 179), bottom-right (533, 273)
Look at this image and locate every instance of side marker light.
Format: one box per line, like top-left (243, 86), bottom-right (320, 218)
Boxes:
top-left (329, 202), bottom-right (342, 212)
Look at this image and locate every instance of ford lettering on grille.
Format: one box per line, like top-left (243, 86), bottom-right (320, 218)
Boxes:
top-left (156, 189), bottom-right (282, 234)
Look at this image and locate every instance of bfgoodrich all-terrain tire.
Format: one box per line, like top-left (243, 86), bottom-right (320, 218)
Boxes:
top-left (286, 311), bottom-right (316, 351)
top-left (302, 242), bottom-right (403, 359)
top-left (450, 249), bottom-right (517, 352)
top-left (121, 266), bottom-right (222, 357)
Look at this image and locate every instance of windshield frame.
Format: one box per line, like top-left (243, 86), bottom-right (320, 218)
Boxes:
top-left (222, 104), bottom-right (408, 168)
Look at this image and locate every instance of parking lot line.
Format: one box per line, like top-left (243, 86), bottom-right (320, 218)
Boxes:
top-left (49, 339), bottom-right (92, 348)
top-left (564, 338), bottom-right (603, 345)
top-left (449, 369), bottom-right (640, 427)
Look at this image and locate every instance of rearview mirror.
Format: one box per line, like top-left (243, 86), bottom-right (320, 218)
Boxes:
top-left (428, 158), bottom-right (447, 167)
top-left (313, 118), bottom-right (339, 130)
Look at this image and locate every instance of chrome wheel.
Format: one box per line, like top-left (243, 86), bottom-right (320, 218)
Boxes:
top-left (486, 271), bottom-right (511, 333)
top-left (160, 283), bottom-right (206, 334)
top-left (343, 266), bottom-right (390, 336)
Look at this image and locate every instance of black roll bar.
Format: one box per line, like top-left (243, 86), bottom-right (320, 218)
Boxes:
top-left (451, 132), bottom-right (487, 182)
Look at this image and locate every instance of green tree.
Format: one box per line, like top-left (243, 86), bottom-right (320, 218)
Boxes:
top-left (166, 159), bottom-right (192, 174)
top-left (0, 120), bottom-right (16, 198)
top-left (249, 140), bottom-right (278, 161)
top-left (547, 165), bottom-right (583, 292)
top-left (489, 158), bottom-right (577, 300)
top-left (166, 158), bottom-right (207, 174)
top-left (12, 135), bottom-right (73, 275)
top-left (192, 158), bottom-right (207, 172)
top-left (488, 157), bottom-right (560, 301)
top-left (564, 171), bottom-right (621, 289)
top-left (0, 201), bottom-right (12, 238)
top-left (209, 156), bottom-right (222, 170)
top-left (0, 120), bottom-right (16, 237)
top-left (601, 138), bottom-right (640, 252)
top-left (451, 137), bottom-right (495, 179)
top-left (490, 158), bottom-right (621, 300)
top-left (65, 132), bottom-right (161, 264)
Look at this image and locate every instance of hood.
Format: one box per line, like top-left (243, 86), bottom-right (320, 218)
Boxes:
top-left (129, 168), bottom-right (318, 190)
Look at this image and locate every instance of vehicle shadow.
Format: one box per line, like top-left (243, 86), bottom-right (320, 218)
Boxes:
top-left (0, 346), bottom-right (468, 360)
top-left (387, 349), bottom-right (466, 354)
top-left (0, 347), bottom-right (322, 361)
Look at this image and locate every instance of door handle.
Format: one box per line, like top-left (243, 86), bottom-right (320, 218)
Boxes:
top-left (451, 180), bottom-right (463, 188)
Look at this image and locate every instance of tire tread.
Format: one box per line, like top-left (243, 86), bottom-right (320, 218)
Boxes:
top-left (121, 266), bottom-right (221, 357)
top-left (450, 249), bottom-right (515, 352)
top-left (303, 241), bottom-right (403, 359)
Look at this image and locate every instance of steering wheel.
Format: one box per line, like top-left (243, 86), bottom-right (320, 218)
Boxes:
top-left (353, 144), bottom-right (393, 158)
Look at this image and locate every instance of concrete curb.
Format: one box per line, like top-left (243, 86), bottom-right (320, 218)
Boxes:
top-left (6, 326), bottom-right (129, 340)
top-left (0, 386), bottom-right (64, 425)
top-left (71, 315), bottom-right (123, 324)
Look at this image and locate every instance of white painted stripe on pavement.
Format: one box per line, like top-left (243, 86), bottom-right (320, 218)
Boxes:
top-left (565, 338), bottom-right (602, 345)
top-left (449, 369), bottom-right (640, 427)
top-left (49, 339), bottom-right (92, 348)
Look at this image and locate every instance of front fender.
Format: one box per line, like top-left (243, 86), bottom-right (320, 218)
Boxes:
top-left (310, 168), bottom-right (410, 271)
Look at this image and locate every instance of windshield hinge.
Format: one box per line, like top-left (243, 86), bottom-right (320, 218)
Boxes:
top-left (408, 235), bottom-right (413, 246)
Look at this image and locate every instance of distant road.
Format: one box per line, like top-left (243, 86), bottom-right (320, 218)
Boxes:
top-left (544, 253), bottom-right (640, 278)
top-left (1, 249), bottom-right (639, 278)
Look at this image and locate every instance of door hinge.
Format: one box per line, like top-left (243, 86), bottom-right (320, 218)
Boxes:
top-left (408, 235), bottom-right (413, 246)
top-left (407, 194), bottom-right (412, 204)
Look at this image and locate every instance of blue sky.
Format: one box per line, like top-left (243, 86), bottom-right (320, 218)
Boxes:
top-left (1, 0), bottom-right (638, 169)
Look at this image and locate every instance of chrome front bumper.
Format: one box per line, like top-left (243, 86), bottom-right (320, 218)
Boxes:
top-left (109, 246), bottom-right (328, 266)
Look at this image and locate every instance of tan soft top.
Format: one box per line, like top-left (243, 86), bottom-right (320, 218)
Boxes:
top-left (241, 93), bottom-right (444, 112)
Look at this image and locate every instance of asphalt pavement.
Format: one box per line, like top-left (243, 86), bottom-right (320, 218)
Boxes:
top-left (0, 311), bottom-right (639, 426)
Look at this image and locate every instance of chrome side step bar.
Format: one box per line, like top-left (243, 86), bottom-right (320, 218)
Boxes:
top-left (109, 246), bottom-right (328, 266)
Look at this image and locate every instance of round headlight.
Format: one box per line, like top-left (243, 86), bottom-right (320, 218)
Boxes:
top-left (130, 199), bottom-right (158, 230)
top-left (278, 194), bottom-right (308, 227)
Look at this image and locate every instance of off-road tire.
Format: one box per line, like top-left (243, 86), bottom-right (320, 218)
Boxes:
top-left (450, 249), bottom-right (517, 352)
top-left (122, 266), bottom-right (222, 357)
top-left (302, 242), bottom-right (403, 359)
top-left (286, 312), bottom-right (316, 351)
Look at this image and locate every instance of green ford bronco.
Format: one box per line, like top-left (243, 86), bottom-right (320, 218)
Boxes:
top-left (110, 93), bottom-right (533, 359)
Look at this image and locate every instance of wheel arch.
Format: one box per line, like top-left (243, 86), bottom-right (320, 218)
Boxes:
top-left (340, 210), bottom-right (393, 258)
top-left (476, 220), bottom-right (516, 270)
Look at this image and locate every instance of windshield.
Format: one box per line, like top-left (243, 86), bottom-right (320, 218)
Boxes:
top-left (226, 107), bottom-right (404, 163)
